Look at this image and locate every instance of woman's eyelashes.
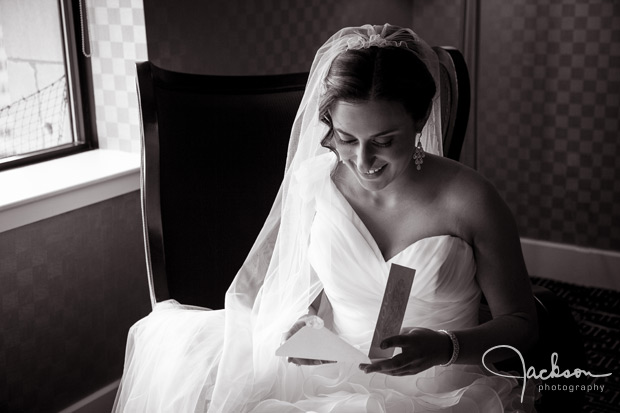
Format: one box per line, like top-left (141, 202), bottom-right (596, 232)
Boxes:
top-left (334, 133), bottom-right (393, 147)
top-left (372, 140), bottom-right (392, 147)
top-left (336, 135), bottom-right (356, 145)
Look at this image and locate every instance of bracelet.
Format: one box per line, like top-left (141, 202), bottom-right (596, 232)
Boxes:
top-left (438, 330), bottom-right (459, 367)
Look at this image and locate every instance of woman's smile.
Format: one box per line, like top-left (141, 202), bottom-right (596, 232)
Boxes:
top-left (360, 163), bottom-right (387, 177)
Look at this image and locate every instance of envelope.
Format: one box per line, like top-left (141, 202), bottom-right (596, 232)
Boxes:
top-left (276, 264), bottom-right (415, 364)
top-left (275, 324), bottom-right (370, 364)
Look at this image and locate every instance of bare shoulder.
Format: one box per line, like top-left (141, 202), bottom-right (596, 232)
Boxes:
top-left (428, 155), bottom-right (513, 244)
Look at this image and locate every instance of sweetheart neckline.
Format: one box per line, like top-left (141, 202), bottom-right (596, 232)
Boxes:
top-left (385, 234), bottom-right (466, 262)
top-left (328, 179), bottom-right (470, 263)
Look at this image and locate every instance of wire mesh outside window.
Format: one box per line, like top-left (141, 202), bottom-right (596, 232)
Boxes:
top-left (0, 76), bottom-right (71, 158)
top-left (0, 0), bottom-right (96, 170)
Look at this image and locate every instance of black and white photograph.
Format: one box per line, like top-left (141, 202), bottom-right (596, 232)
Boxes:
top-left (1, 1), bottom-right (618, 412)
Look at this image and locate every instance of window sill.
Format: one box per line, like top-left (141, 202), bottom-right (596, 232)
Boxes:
top-left (0, 149), bottom-right (140, 233)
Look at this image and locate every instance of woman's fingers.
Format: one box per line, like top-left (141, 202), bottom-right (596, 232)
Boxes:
top-left (360, 356), bottom-right (429, 375)
top-left (281, 320), bottom-right (307, 342)
top-left (361, 333), bottom-right (419, 373)
top-left (287, 357), bottom-right (335, 366)
top-left (287, 357), bottom-right (313, 365)
top-left (360, 354), bottom-right (411, 373)
top-left (380, 334), bottom-right (413, 349)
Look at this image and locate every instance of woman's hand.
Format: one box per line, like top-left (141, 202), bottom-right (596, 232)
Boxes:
top-left (359, 327), bottom-right (452, 376)
top-left (282, 315), bottom-right (335, 366)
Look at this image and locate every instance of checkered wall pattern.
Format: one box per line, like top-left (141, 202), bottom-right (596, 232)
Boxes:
top-left (411, 0), bottom-right (465, 51)
top-left (87, 0), bottom-right (148, 153)
top-left (477, 0), bottom-right (620, 251)
top-left (143, 0), bottom-right (414, 75)
top-left (414, 0), bottom-right (620, 251)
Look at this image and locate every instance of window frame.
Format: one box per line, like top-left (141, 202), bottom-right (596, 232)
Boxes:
top-left (0, 0), bottom-right (98, 172)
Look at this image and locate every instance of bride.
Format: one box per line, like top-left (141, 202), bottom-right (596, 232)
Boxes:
top-left (113, 24), bottom-right (539, 412)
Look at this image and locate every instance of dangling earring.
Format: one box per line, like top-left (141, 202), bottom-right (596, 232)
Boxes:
top-left (413, 134), bottom-right (425, 171)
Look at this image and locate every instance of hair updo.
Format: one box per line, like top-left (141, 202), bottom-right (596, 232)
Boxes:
top-left (319, 45), bottom-right (436, 149)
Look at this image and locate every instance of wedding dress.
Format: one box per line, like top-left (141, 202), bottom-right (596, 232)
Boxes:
top-left (114, 24), bottom-right (537, 412)
top-left (113, 154), bottom-right (536, 413)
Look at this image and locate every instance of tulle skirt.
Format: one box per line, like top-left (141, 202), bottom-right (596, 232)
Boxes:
top-left (113, 301), bottom-right (537, 413)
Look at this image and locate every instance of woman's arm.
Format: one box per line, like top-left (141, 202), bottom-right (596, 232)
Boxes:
top-left (445, 171), bottom-right (538, 364)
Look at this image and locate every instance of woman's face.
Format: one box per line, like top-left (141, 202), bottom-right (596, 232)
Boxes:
top-left (330, 99), bottom-right (417, 192)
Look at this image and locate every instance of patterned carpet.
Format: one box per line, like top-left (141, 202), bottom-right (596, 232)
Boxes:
top-left (530, 277), bottom-right (620, 413)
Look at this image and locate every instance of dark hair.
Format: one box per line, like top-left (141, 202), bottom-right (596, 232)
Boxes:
top-left (319, 46), bottom-right (436, 149)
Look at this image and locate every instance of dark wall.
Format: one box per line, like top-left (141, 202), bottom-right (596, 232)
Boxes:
top-left (477, 0), bottom-right (620, 251)
top-left (413, 0), bottom-right (620, 251)
top-left (412, 0), bottom-right (466, 50)
top-left (0, 192), bottom-right (150, 412)
top-left (144, 0), bottom-right (414, 75)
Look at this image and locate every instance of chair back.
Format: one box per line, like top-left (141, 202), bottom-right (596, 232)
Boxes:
top-left (137, 61), bottom-right (307, 308)
top-left (433, 46), bottom-right (471, 161)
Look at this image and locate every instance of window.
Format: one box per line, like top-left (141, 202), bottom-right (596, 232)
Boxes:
top-left (0, 0), bottom-right (97, 171)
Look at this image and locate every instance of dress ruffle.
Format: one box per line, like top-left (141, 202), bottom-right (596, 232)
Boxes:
top-left (113, 302), bottom-right (224, 412)
top-left (114, 303), bottom-right (537, 412)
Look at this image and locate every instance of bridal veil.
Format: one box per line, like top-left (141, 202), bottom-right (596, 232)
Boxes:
top-left (209, 24), bottom-right (444, 412)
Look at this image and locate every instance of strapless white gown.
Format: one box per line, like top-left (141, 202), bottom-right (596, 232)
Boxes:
top-left (113, 156), bottom-right (537, 412)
